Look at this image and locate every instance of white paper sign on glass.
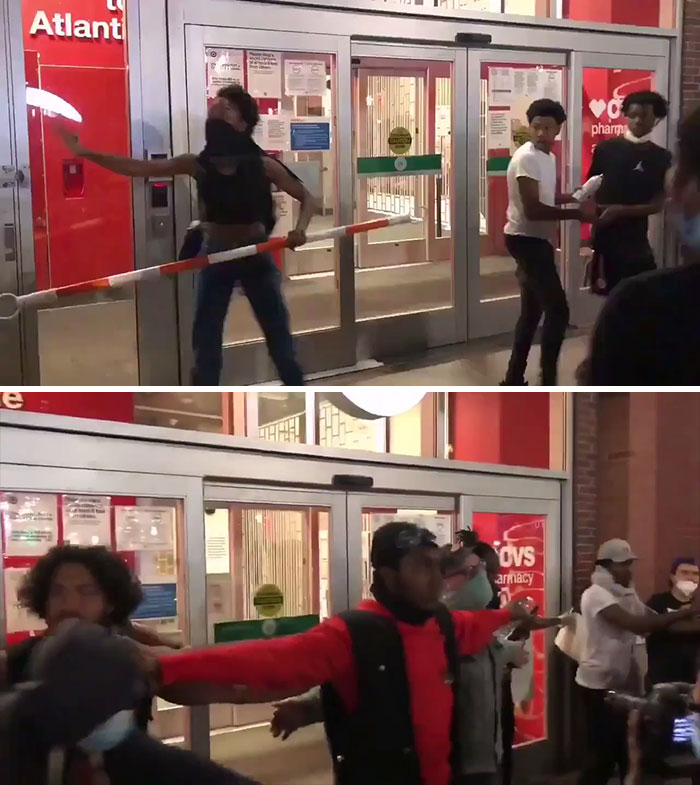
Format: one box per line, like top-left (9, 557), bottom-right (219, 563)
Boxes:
top-left (62, 495), bottom-right (111, 547)
top-left (285, 59), bottom-right (327, 97)
top-left (247, 51), bottom-right (282, 98)
top-left (205, 509), bottom-right (231, 575)
top-left (1, 492), bottom-right (58, 557)
top-left (115, 506), bottom-right (174, 552)
top-left (206, 47), bottom-right (245, 99)
top-left (253, 111), bottom-right (291, 151)
top-left (4, 567), bottom-right (47, 634)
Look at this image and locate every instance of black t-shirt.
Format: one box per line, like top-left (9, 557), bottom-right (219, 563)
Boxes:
top-left (588, 138), bottom-right (671, 253)
top-left (587, 264), bottom-right (700, 385)
top-left (646, 592), bottom-right (699, 685)
top-left (5, 635), bottom-right (153, 731)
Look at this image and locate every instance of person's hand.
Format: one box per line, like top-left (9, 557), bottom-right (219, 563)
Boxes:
top-left (56, 126), bottom-right (87, 157)
top-left (130, 641), bottom-right (164, 690)
top-left (270, 699), bottom-right (309, 741)
top-left (559, 613), bottom-right (577, 630)
top-left (286, 229), bottom-right (307, 250)
top-left (597, 205), bottom-right (625, 228)
top-left (511, 647), bottom-right (530, 668)
top-left (578, 199), bottom-right (598, 224)
top-left (507, 600), bottom-right (536, 623)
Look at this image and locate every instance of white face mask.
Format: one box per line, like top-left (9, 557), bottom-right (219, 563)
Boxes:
top-left (675, 580), bottom-right (699, 598)
top-left (624, 129), bottom-right (655, 145)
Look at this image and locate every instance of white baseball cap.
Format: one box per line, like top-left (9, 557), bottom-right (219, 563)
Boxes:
top-left (597, 539), bottom-right (637, 563)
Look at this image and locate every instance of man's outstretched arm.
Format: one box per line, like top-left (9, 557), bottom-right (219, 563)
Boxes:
top-left (155, 618), bottom-right (353, 697)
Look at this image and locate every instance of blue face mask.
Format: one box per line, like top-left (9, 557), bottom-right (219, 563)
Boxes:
top-left (78, 710), bottom-right (135, 752)
top-left (673, 208), bottom-right (700, 252)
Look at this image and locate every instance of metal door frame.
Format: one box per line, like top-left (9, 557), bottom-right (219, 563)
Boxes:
top-left (346, 490), bottom-right (459, 606)
top-left (350, 40), bottom-right (468, 356)
top-left (0, 0), bottom-right (35, 384)
top-left (466, 48), bottom-right (569, 340)
top-left (566, 51), bottom-right (671, 329)
top-left (176, 24), bottom-right (356, 384)
top-left (465, 494), bottom-right (562, 775)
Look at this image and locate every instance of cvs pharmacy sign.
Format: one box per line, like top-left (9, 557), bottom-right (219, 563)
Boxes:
top-left (588, 97), bottom-right (623, 121)
top-left (0, 392), bottom-right (25, 410)
top-left (498, 544), bottom-right (536, 569)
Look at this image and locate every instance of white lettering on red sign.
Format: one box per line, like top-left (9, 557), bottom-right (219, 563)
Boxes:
top-left (29, 1), bottom-right (123, 41)
top-left (0, 392), bottom-right (24, 410)
top-left (588, 97), bottom-right (626, 138)
top-left (498, 544), bottom-right (536, 569)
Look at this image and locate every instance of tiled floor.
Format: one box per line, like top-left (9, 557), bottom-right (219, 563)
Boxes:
top-left (313, 330), bottom-right (590, 387)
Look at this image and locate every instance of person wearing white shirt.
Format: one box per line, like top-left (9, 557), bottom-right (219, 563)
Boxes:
top-left (577, 539), bottom-right (697, 785)
top-left (501, 99), bottom-right (596, 386)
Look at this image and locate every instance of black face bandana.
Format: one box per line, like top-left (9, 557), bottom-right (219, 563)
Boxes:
top-left (202, 118), bottom-right (259, 168)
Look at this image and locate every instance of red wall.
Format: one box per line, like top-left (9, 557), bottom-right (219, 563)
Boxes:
top-left (450, 392), bottom-right (550, 469)
top-left (566, 0), bottom-right (660, 25)
top-left (22, 0), bottom-right (133, 288)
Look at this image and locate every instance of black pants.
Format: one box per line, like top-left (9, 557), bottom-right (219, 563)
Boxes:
top-left (591, 245), bottom-right (656, 297)
top-left (189, 245), bottom-right (304, 386)
top-left (578, 686), bottom-right (628, 785)
top-left (501, 673), bottom-right (515, 785)
top-left (504, 234), bottom-right (570, 386)
top-left (456, 774), bottom-right (499, 785)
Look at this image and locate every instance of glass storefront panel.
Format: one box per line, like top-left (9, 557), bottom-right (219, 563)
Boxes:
top-left (203, 46), bottom-right (340, 344)
top-left (577, 67), bottom-right (656, 293)
top-left (21, 0), bottom-right (138, 384)
top-left (479, 61), bottom-right (567, 303)
top-left (360, 506), bottom-right (456, 597)
top-left (203, 501), bottom-right (332, 781)
top-left (353, 58), bottom-right (454, 320)
top-left (472, 510), bottom-right (548, 746)
top-left (0, 490), bottom-right (190, 743)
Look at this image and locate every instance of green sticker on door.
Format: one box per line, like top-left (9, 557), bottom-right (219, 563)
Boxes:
top-left (388, 127), bottom-right (413, 155)
top-left (253, 583), bottom-right (283, 618)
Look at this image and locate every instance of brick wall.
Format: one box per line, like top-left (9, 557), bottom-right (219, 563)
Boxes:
top-left (571, 393), bottom-right (598, 603)
top-left (683, 0), bottom-right (700, 109)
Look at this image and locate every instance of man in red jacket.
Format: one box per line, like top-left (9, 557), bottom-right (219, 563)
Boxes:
top-left (156, 522), bottom-right (523, 785)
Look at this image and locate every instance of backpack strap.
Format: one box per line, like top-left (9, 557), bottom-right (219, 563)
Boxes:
top-left (434, 604), bottom-right (462, 780)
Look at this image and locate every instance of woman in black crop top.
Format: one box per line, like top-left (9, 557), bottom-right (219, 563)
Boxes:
top-left (59, 85), bottom-right (315, 386)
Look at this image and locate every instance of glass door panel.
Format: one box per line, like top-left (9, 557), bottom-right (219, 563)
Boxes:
top-left (353, 57), bottom-right (454, 320)
top-left (182, 27), bottom-right (355, 382)
top-left (201, 488), bottom-right (346, 784)
top-left (568, 53), bottom-right (669, 328)
top-left (0, 484), bottom-right (192, 746)
top-left (347, 492), bottom-right (458, 606)
top-left (466, 495), bottom-right (559, 772)
top-left (468, 50), bottom-right (568, 338)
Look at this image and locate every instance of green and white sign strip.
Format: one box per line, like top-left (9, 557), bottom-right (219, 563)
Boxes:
top-left (357, 154), bottom-right (443, 178)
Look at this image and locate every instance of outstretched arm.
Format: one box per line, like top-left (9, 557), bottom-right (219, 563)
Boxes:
top-left (155, 618), bottom-right (353, 697)
top-left (57, 127), bottom-right (197, 179)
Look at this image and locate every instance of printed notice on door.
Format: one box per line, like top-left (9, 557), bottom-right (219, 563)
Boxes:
top-left (116, 506), bottom-right (174, 551)
top-left (206, 48), bottom-right (244, 99)
top-left (1, 492), bottom-right (58, 557)
top-left (248, 51), bottom-right (282, 98)
top-left (285, 59), bottom-right (327, 97)
top-left (63, 495), bottom-right (111, 547)
top-left (4, 568), bottom-right (47, 634)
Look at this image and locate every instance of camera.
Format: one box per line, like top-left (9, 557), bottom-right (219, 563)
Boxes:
top-left (606, 683), bottom-right (700, 776)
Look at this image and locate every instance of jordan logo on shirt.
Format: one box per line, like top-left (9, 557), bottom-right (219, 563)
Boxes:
top-left (633, 161), bottom-right (645, 173)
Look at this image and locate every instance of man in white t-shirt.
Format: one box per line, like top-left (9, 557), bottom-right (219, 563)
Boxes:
top-left (502, 99), bottom-right (596, 386)
top-left (577, 539), bottom-right (697, 785)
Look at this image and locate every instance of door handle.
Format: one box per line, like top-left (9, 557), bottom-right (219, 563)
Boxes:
top-left (4, 223), bottom-right (17, 263)
top-left (1, 165), bottom-right (25, 188)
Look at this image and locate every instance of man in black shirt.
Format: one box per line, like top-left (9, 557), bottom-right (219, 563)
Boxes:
top-left (588, 91), bottom-right (671, 295)
top-left (646, 558), bottom-right (700, 687)
top-left (584, 104), bottom-right (700, 385)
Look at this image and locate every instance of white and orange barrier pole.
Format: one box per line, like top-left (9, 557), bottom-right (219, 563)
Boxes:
top-left (0, 215), bottom-right (411, 320)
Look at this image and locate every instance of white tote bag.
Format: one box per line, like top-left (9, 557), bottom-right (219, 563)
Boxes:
top-left (554, 613), bottom-right (586, 663)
